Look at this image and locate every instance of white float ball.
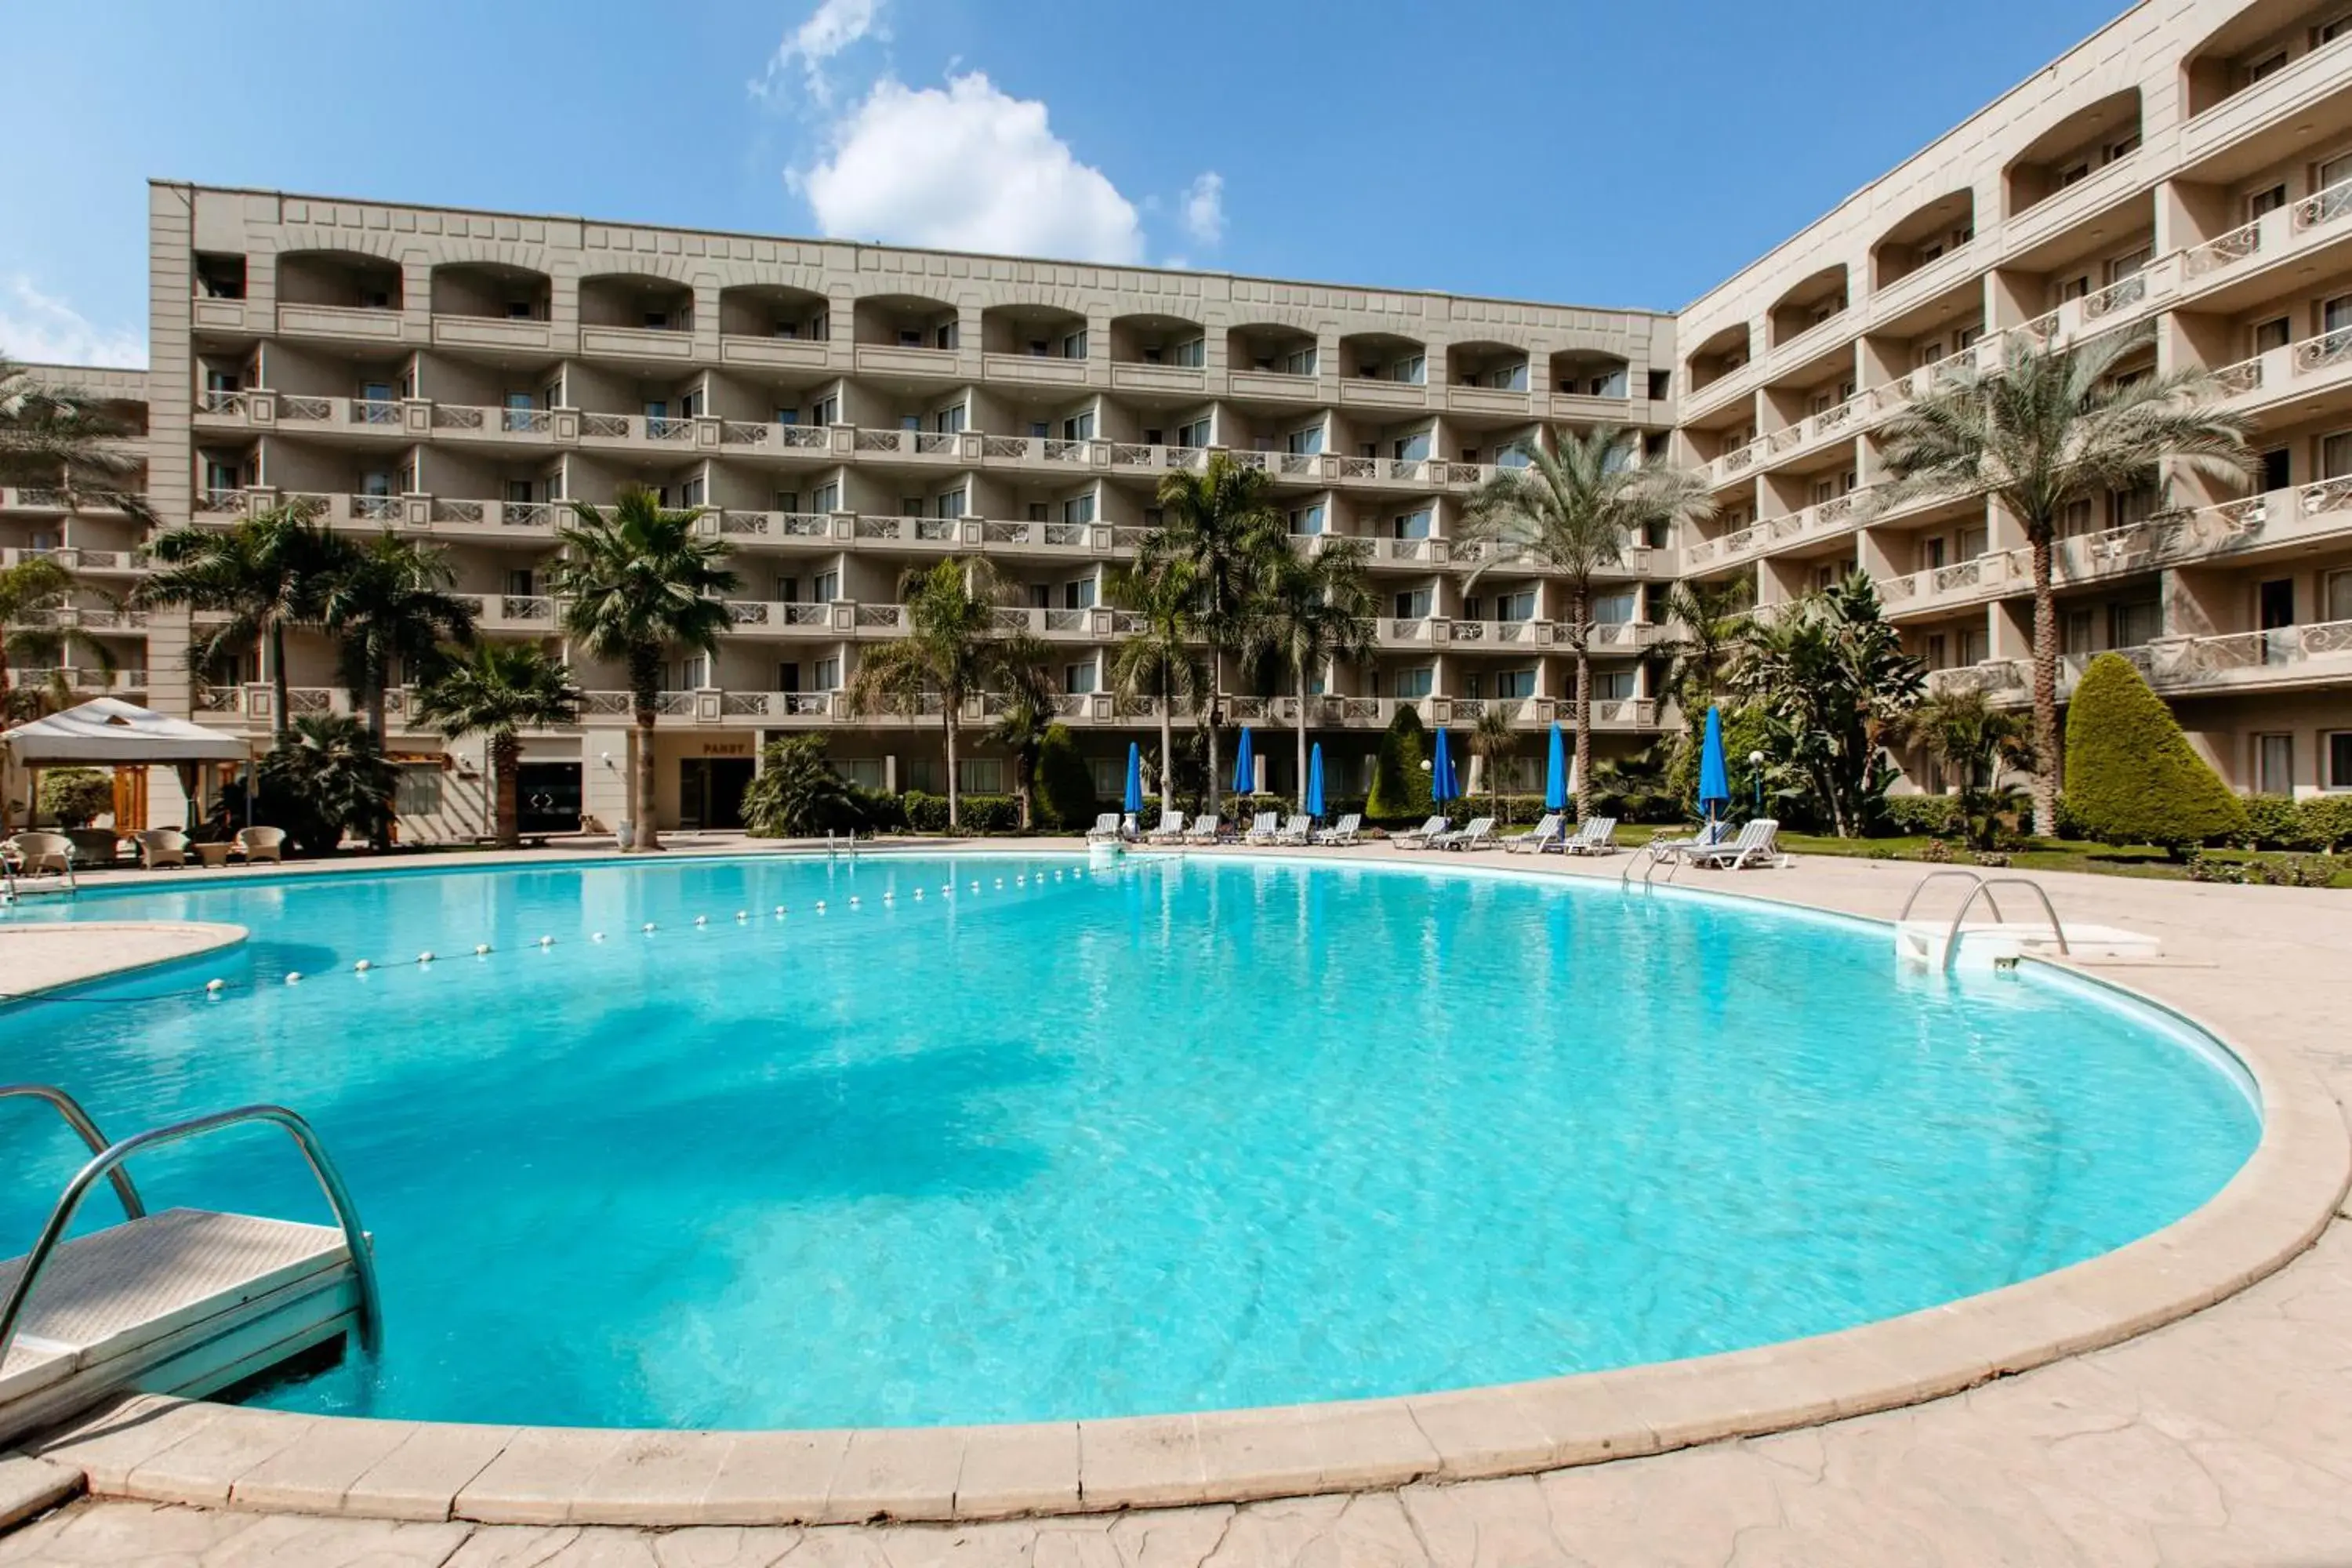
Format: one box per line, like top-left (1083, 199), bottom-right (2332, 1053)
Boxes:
top-left (417, 951), bottom-right (434, 965)
top-left (285, 972), bottom-right (303, 985)
top-left (205, 978), bottom-right (225, 993)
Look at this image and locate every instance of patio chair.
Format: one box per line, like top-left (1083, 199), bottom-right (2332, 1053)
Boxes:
top-left (1144, 808), bottom-right (1188, 844)
top-left (2, 831), bottom-right (75, 877)
top-left (1274, 814), bottom-right (1314, 846)
top-left (1392, 815), bottom-right (1448, 850)
top-left (1501, 814), bottom-right (1564, 855)
top-left (1312, 812), bottom-right (1362, 846)
top-left (1182, 813), bottom-right (1224, 844)
top-left (1646, 818), bottom-right (1733, 862)
top-left (233, 825), bottom-right (286, 864)
top-left (1435, 816), bottom-right (1497, 851)
top-left (1083, 812), bottom-right (1123, 842)
top-left (1242, 811), bottom-right (1281, 844)
top-left (1683, 818), bottom-right (1789, 870)
top-left (134, 828), bottom-right (191, 869)
top-left (1562, 816), bottom-right (1621, 856)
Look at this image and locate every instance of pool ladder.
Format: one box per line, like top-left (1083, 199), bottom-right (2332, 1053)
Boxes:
top-left (1897, 869), bottom-right (2072, 968)
top-left (0, 1084), bottom-right (385, 1377)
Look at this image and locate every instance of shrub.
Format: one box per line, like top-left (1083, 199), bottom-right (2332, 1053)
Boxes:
top-left (2063, 653), bottom-right (2248, 857)
top-left (38, 768), bottom-right (113, 828)
top-left (851, 786), bottom-right (906, 833)
top-left (2300, 794), bottom-right (2352, 852)
top-left (1882, 794), bottom-right (1963, 838)
top-left (1033, 724), bottom-right (1098, 829)
top-left (741, 735), bottom-right (861, 837)
top-left (901, 791), bottom-right (1021, 833)
top-left (1366, 705), bottom-right (1431, 822)
top-left (2238, 795), bottom-right (2314, 851)
top-left (256, 714), bottom-right (397, 855)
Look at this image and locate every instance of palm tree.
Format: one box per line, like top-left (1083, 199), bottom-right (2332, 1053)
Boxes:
top-left (842, 557), bottom-right (1030, 830)
top-left (1469, 702), bottom-right (1516, 821)
top-left (984, 635), bottom-right (1058, 829)
top-left (1656, 578), bottom-right (1754, 736)
top-left (1254, 536), bottom-right (1375, 811)
top-left (143, 500), bottom-right (351, 742)
top-left (1457, 426), bottom-right (1714, 820)
top-left (412, 642), bottom-right (584, 848)
top-left (1105, 558), bottom-right (1204, 811)
top-left (1142, 452), bottom-right (1286, 823)
top-left (1875, 331), bottom-right (2256, 835)
top-left (0, 357), bottom-right (153, 523)
top-left (1904, 688), bottom-right (2034, 849)
top-left (322, 533), bottom-right (478, 746)
top-left (551, 485), bottom-right (738, 853)
top-left (1, 555), bottom-right (114, 713)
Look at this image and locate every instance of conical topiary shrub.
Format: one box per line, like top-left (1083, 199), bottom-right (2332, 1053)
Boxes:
top-left (2063, 652), bottom-right (2248, 857)
top-left (1367, 702), bottom-right (1432, 822)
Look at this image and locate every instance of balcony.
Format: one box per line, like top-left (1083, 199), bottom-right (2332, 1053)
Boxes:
top-left (0, 487), bottom-right (144, 517)
top-left (1929, 618), bottom-right (2352, 706)
top-left (717, 333), bottom-right (833, 371)
top-left (1683, 489), bottom-right (1870, 572)
top-left (0, 544), bottom-right (147, 575)
top-left (275, 303), bottom-right (404, 343)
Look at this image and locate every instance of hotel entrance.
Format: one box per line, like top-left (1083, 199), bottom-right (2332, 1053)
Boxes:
top-left (677, 755), bottom-right (754, 830)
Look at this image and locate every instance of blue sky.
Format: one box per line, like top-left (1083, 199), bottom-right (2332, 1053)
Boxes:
top-left (1, 0), bottom-right (2129, 367)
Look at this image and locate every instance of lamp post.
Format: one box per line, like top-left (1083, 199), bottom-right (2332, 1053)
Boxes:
top-left (1748, 750), bottom-right (1765, 818)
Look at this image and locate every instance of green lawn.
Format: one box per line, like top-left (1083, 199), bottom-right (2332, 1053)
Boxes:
top-left (1610, 824), bottom-right (2350, 888)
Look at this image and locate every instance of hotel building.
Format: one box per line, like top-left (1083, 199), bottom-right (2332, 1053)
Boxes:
top-left (5, 0), bottom-right (2350, 835)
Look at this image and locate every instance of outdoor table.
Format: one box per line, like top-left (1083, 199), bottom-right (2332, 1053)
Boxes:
top-left (193, 842), bottom-right (232, 868)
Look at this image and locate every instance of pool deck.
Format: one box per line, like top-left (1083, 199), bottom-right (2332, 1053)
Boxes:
top-left (5, 839), bottom-right (2352, 1565)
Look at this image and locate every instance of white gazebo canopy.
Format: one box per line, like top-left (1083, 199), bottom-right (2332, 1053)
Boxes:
top-left (1, 698), bottom-right (249, 765)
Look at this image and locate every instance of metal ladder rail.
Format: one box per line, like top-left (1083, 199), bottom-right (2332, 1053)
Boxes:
top-left (0, 1085), bottom-right (145, 1221)
top-left (1946, 878), bottom-right (2070, 967)
top-left (1896, 869), bottom-right (2008, 927)
top-left (0, 1104), bottom-right (384, 1377)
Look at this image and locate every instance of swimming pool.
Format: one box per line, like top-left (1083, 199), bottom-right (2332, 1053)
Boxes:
top-left (0, 852), bottom-right (2258, 1430)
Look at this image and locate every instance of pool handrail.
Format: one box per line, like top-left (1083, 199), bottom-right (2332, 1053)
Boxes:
top-left (1899, 869), bottom-right (2072, 968)
top-left (0, 1103), bottom-right (383, 1377)
top-left (0, 1084), bottom-right (145, 1220)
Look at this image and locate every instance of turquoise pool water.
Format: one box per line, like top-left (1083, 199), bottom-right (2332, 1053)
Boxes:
top-left (0, 853), bottom-right (2256, 1429)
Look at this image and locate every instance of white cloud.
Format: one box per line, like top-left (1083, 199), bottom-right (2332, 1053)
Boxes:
top-left (0, 275), bottom-right (144, 369)
top-left (1179, 172), bottom-right (1225, 249)
top-left (789, 73), bottom-right (1145, 263)
top-left (753, 0), bottom-right (887, 106)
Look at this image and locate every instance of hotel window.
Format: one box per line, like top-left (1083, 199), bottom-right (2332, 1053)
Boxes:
top-left (2320, 153), bottom-right (2352, 216)
top-left (1587, 367), bottom-right (1629, 397)
top-left (2064, 608), bottom-right (2096, 655)
top-left (1496, 440), bottom-right (1534, 469)
top-left (1062, 494), bottom-right (1095, 525)
top-left (2330, 731), bottom-right (2352, 789)
top-left (394, 766), bottom-right (444, 818)
top-left (936, 490), bottom-right (967, 519)
top-left (1391, 510), bottom-right (1432, 539)
top-left (1029, 420), bottom-right (1051, 439)
top-left (1958, 525), bottom-right (1989, 559)
top-left (1395, 666), bottom-right (1434, 699)
top-left (1592, 590), bottom-right (1636, 625)
top-left (898, 327), bottom-right (924, 347)
top-left (2110, 483), bottom-right (2160, 529)
top-left (1497, 669), bottom-right (1536, 699)
top-left (833, 758), bottom-right (882, 790)
top-left (2257, 735), bottom-right (2296, 795)
top-left (1497, 590), bottom-right (1537, 622)
top-left (1062, 329), bottom-right (1088, 360)
top-left (1026, 503), bottom-right (1048, 522)
top-left (1394, 588), bottom-right (1432, 618)
top-left (813, 569), bottom-right (840, 602)
top-left (1171, 338), bottom-right (1205, 367)
top-left (1391, 354), bottom-right (1426, 385)
top-left (1064, 663), bottom-right (1098, 695)
top-left (2057, 161), bottom-right (2092, 188)
top-left (1176, 416), bottom-right (1210, 448)
top-left (1955, 323), bottom-right (1984, 350)
top-left (808, 310), bottom-right (829, 341)
top-left (811, 481), bottom-right (840, 514)
top-left (811, 394), bottom-right (839, 425)
top-left (2326, 567), bottom-right (2352, 621)
top-left (679, 476), bottom-right (705, 508)
top-left (2103, 132), bottom-right (2140, 164)
top-left (957, 758), bottom-right (1003, 794)
top-left (2322, 431), bottom-right (2352, 480)
top-left (775, 407), bottom-right (800, 426)
top-left (775, 662), bottom-right (800, 693)
top-left (2324, 13), bottom-right (2352, 45)
top-left (1063, 577), bottom-right (1097, 610)
top-left (1063, 411), bottom-right (1095, 441)
top-left (2244, 49), bottom-right (2289, 85)
top-left (2249, 183), bottom-right (2289, 220)
top-left (1393, 430), bottom-right (1432, 463)
top-left (2057, 274), bottom-right (2092, 302)
top-left (1285, 423), bottom-right (1324, 456)
top-left (2253, 317), bottom-right (2292, 355)
top-left (934, 404), bottom-right (967, 434)
top-left (1593, 670), bottom-right (1636, 701)
top-left (1279, 347), bottom-right (1317, 376)
top-left (1958, 628), bottom-right (1987, 666)
top-left (2107, 246), bottom-right (2152, 283)
top-left (1924, 633), bottom-right (1949, 670)
top-left (773, 489), bottom-right (800, 514)
top-left (2110, 598), bottom-right (2162, 648)
top-left (775, 575), bottom-right (800, 603)
top-left (1288, 503), bottom-right (1325, 535)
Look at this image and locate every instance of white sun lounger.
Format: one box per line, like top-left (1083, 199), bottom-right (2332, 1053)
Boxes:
top-left (1143, 808), bottom-right (1188, 844)
top-left (1084, 812), bottom-right (1123, 842)
top-left (1502, 814), bottom-right (1564, 854)
top-left (1561, 816), bottom-right (1620, 855)
top-left (1682, 818), bottom-right (1789, 869)
top-left (1392, 815), bottom-right (1448, 850)
top-left (1182, 813), bottom-right (1225, 844)
top-left (1312, 812), bottom-right (1362, 846)
top-left (1273, 814), bottom-right (1314, 846)
top-left (1434, 816), bottom-right (1497, 851)
top-left (1242, 811), bottom-right (1281, 844)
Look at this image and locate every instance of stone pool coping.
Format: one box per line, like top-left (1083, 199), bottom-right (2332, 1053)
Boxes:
top-left (5, 844), bottom-right (2345, 1529)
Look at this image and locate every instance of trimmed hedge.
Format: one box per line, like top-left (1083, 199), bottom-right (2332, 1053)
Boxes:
top-left (2064, 653), bottom-right (2248, 854)
top-left (1366, 706), bottom-right (1432, 820)
top-left (1881, 794), bottom-right (1965, 837)
top-left (900, 790), bottom-right (1022, 833)
top-left (2237, 793), bottom-right (2352, 851)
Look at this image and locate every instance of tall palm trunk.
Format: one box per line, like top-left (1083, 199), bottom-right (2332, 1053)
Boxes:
top-left (628, 648), bottom-right (662, 852)
top-left (492, 731), bottom-right (521, 849)
top-left (268, 620), bottom-right (291, 744)
top-left (1294, 663), bottom-right (1310, 820)
top-left (1570, 580), bottom-right (1594, 822)
top-left (1157, 680), bottom-right (1175, 811)
top-left (2028, 532), bottom-right (2060, 838)
top-left (943, 709), bottom-right (961, 830)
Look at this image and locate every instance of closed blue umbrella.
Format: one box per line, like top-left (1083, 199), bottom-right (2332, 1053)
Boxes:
top-left (1305, 742), bottom-right (1326, 819)
top-left (1544, 722), bottom-right (1567, 813)
top-left (1430, 727), bottom-right (1461, 805)
top-left (1231, 725), bottom-right (1256, 797)
top-left (1697, 705), bottom-right (1731, 823)
top-left (1123, 741), bottom-right (1145, 816)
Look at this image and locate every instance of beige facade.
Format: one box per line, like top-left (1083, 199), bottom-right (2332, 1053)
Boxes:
top-left (1675, 0), bottom-right (2352, 797)
top-left (9, 0), bottom-right (2352, 833)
